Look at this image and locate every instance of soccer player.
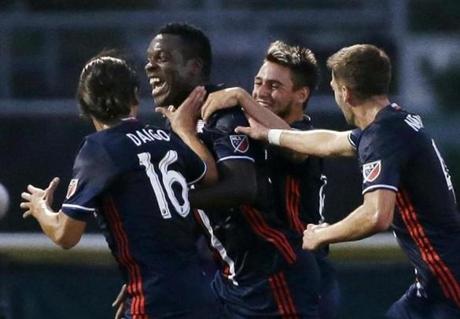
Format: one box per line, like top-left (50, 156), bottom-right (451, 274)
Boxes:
top-left (20, 53), bottom-right (222, 318)
top-left (235, 43), bottom-right (460, 319)
top-left (201, 40), bottom-right (340, 318)
top-left (146, 22), bottom-right (321, 317)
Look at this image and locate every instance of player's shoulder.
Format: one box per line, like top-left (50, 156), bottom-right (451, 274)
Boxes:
top-left (291, 115), bottom-right (314, 131)
top-left (206, 106), bottom-right (247, 132)
top-left (366, 103), bottom-right (424, 139)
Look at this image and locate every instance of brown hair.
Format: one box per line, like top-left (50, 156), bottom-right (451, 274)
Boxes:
top-left (265, 40), bottom-right (319, 91)
top-left (327, 44), bottom-right (391, 100)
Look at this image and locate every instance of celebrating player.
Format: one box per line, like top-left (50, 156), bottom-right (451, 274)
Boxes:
top-left (146, 23), bottom-right (321, 317)
top-left (235, 43), bottom-right (460, 319)
top-left (201, 40), bottom-right (341, 318)
top-left (20, 53), bottom-right (222, 318)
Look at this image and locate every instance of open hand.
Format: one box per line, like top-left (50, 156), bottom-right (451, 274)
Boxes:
top-left (201, 87), bottom-right (244, 121)
top-left (20, 177), bottom-right (60, 219)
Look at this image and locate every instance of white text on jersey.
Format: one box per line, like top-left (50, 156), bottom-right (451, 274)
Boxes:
top-left (126, 129), bottom-right (170, 146)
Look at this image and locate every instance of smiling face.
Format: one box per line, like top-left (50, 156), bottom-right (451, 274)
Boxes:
top-left (145, 34), bottom-right (197, 107)
top-left (252, 61), bottom-right (304, 121)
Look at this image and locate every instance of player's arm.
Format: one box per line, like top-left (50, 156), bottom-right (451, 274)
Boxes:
top-left (302, 189), bottom-right (395, 250)
top-left (189, 160), bottom-right (257, 209)
top-left (236, 118), bottom-right (355, 157)
top-left (202, 87), bottom-right (290, 129)
top-left (156, 86), bottom-right (218, 185)
top-left (20, 177), bottom-right (86, 249)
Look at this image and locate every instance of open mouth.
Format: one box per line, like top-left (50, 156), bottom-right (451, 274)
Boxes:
top-left (149, 77), bottom-right (167, 96)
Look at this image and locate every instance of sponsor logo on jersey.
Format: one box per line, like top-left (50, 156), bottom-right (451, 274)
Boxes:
top-left (229, 135), bottom-right (249, 153)
top-left (66, 179), bottom-right (78, 199)
top-left (362, 160), bottom-right (381, 182)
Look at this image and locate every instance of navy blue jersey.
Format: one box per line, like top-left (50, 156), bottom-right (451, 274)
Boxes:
top-left (350, 103), bottom-right (460, 308)
top-left (267, 115), bottom-right (327, 234)
top-left (61, 118), bottom-right (220, 317)
top-left (195, 106), bottom-right (300, 285)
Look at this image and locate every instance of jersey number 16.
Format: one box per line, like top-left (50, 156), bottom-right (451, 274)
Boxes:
top-left (138, 150), bottom-right (190, 219)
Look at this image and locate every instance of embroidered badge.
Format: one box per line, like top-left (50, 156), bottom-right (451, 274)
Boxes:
top-left (229, 135), bottom-right (249, 153)
top-left (362, 160), bottom-right (381, 183)
top-left (66, 179), bottom-right (79, 199)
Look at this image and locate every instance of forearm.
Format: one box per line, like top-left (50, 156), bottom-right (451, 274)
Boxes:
top-left (272, 129), bottom-right (355, 157)
top-left (176, 132), bottom-right (218, 185)
top-left (190, 160), bottom-right (257, 209)
top-left (190, 180), bottom-right (255, 209)
top-left (32, 203), bottom-right (68, 246)
top-left (236, 90), bottom-right (290, 129)
top-left (316, 205), bottom-right (384, 245)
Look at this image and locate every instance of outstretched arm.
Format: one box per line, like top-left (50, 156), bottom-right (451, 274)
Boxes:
top-left (235, 118), bottom-right (356, 157)
top-left (302, 189), bottom-right (396, 250)
top-left (20, 177), bottom-right (86, 249)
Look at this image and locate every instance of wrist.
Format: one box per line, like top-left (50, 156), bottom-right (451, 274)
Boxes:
top-left (267, 129), bottom-right (282, 145)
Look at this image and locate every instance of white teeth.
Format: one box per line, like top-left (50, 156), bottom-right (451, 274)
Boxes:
top-left (149, 77), bottom-right (162, 85)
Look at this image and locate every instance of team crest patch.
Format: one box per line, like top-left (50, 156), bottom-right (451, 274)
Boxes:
top-left (229, 135), bottom-right (249, 153)
top-left (362, 160), bottom-right (381, 182)
top-left (66, 179), bottom-right (78, 199)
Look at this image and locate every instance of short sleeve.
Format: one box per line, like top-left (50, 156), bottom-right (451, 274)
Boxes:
top-left (61, 139), bottom-right (117, 221)
top-left (206, 108), bottom-right (258, 163)
top-left (348, 129), bottom-right (362, 150)
top-left (359, 126), bottom-right (409, 195)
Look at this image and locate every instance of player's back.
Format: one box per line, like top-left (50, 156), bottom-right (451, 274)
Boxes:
top-left (63, 118), bottom-right (220, 318)
top-left (357, 104), bottom-right (460, 306)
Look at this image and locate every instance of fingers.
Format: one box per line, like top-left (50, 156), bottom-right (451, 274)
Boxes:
top-left (234, 126), bottom-right (250, 134)
top-left (21, 191), bottom-right (31, 201)
top-left (22, 211), bottom-right (32, 219)
top-left (27, 184), bottom-right (43, 193)
top-left (155, 107), bottom-right (172, 119)
top-left (112, 284), bottom-right (127, 307)
top-left (113, 284), bottom-right (127, 319)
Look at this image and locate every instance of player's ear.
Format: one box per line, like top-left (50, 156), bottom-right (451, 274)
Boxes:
top-left (188, 58), bottom-right (204, 76)
top-left (342, 85), bottom-right (356, 106)
top-left (296, 86), bottom-right (310, 105)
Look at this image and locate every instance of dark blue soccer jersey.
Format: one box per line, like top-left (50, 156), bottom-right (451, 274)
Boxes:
top-left (195, 106), bottom-right (300, 285)
top-left (350, 103), bottom-right (460, 308)
top-left (60, 118), bottom-right (220, 317)
top-left (267, 115), bottom-right (327, 235)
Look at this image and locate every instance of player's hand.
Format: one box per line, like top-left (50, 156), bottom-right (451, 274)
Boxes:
top-left (20, 177), bottom-right (59, 219)
top-left (112, 283), bottom-right (127, 319)
top-left (201, 87), bottom-right (244, 121)
top-left (302, 223), bottom-right (329, 250)
top-left (156, 86), bottom-right (206, 136)
top-left (235, 117), bottom-right (270, 142)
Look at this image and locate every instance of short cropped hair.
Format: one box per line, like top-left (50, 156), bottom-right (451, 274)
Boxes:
top-left (327, 44), bottom-right (391, 100)
top-left (157, 22), bottom-right (212, 80)
top-left (77, 51), bottom-right (139, 123)
top-left (265, 40), bottom-right (320, 91)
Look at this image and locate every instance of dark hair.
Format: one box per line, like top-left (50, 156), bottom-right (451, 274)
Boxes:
top-left (77, 51), bottom-right (139, 124)
top-left (327, 44), bottom-right (391, 100)
top-left (265, 40), bottom-right (320, 91)
top-left (157, 22), bottom-right (212, 80)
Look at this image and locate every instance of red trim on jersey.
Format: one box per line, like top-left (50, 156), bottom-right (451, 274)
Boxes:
top-left (268, 272), bottom-right (299, 318)
top-left (397, 191), bottom-right (460, 307)
top-left (241, 205), bottom-right (296, 264)
top-left (285, 176), bottom-right (306, 234)
top-left (104, 197), bottom-right (148, 317)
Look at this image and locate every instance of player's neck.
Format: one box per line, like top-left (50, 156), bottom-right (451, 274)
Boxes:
top-left (283, 105), bottom-right (304, 125)
top-left (354, 95), bottom-right (390, 129)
